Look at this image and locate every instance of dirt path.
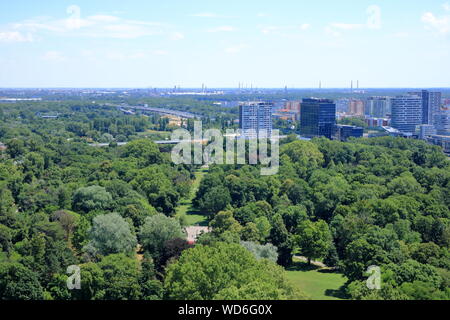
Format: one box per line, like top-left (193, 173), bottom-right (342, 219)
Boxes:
top-left (293, 255), bottom-right (328, 268)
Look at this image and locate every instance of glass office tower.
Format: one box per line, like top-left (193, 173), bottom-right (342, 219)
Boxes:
top-left (300, 98), bottom-right (336, 139)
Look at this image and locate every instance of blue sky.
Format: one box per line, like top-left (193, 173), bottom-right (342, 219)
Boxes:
top-left (0, 0), bottom-right (449, 88)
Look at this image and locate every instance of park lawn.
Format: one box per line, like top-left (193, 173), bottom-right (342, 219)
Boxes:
top-left (176, 167), bottom-right (209, 226)
top-left (286, 261), bottom-right (349, 300)
top-left (184, 211), bottom-right (209, 226)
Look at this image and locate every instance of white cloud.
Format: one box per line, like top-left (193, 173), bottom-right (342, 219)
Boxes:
top-left (261, 26), bottom-right (278, 34)
top-left (79, 49), bottom-right (97, 61)
top-left (77, 49), bottom-right (168, 61)
top-left (152, 50), bottom-right (168, 56)
top-left (257, 13), bottom-right (269, 17)
top-left (129, 52), bottom-right (147, 59)
top-left (300, 24), bottom-right (311, 31)
top-left (444, 2), bottom-right (450, 12)
top-left (0, 31), bottom-right (33, 42)
top-left (261, 24), bottom-right (310, 36)
top-left (100, 23), bottom-right (160, 39)
top-left (391, 32), bottom-right (410, 38)
top-left (105, 52), bottom-right (126, 61)
top-left (225, 44), bottom-right (249, 54)
top-left (422, 12), bottom-right (450, 34)
top-left (170, 32), bottom-right (184, 40)
top-left (105, 50), bottom-right (169, 60)
top-left (106, 51), bottom-right (148, 60)
top-left (5, 14), bottom-right (174, 40)
top-left (207, 26), bottom-right (236, 32)
top-left (330, 23), bottom-right (363, 30)
top-left (191, 12), bottom-right (218, 18)
top-left (12, 19), bottom-right (66, 33)
top-left (80, 49), bottom-right (94, 57)
top-left (190, 12), bottom-right (236, 19)
top-left (42, 51), bottom-right (66, 62)
top-left (88, 15), bottom-right (121, 23)
top-left (325, 5), bottom-right (382, 36)
top-left (324, 26), bottom-right (341, 37)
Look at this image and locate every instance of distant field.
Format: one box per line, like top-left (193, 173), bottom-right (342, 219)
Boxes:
top-left (286, 260), bottom-right (349, 300)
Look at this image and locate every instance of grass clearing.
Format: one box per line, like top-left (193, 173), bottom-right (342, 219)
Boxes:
top-left (286, 260), bottom-right (349, 300)
top-left (176, 167), bottom-right (209, 226)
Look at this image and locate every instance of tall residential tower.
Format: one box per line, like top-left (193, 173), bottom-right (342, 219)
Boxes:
top-left (408, 90), bottom-right (442, 125)
top-left (239, 101), bottom-right (273, 139)
top-left (391, 95), bottom-right (422, 134)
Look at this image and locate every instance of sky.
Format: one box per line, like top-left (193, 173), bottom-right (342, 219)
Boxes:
top-left (0, 0), bottom-right (449, 88)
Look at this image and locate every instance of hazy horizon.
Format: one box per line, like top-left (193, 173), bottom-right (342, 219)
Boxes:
top-left (2, 86), bottom-right (450, 90)
top-left (1, 0), bottom-right (450, 88)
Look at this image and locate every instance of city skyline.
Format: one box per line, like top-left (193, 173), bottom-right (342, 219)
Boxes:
top-left (1, 0), bottom-right (450, 88)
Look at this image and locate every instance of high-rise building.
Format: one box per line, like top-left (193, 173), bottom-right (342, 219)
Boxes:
top-left (391, 95), bottom-right (422, 133)
top-left (418, 124), bottom-right (437, 140)
top-left (408, 90), bottom-right (442, 125)
top-left (434, 110), bottom-right (450, 136)
top-left (285, 101), bottom-right (301, 112)
top-left (427, 135), bottom-right (450, 153)
top-left (239, 101), bottom-right (273, 139)
top-left (284, 101), bottom-right (301, 121)
top-left (365, 97), bottom-right (391, 118)
top-left (300, 98), bottom-right (336, 139)
top-left (348, 99), bottom-right (365, 116)
top-left (336, 99), bottom-right (350, 113)
top-left (443, 99), bottom-right (450, 108)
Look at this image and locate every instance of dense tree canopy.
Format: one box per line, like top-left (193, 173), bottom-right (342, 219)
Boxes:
top-left (84, 213), bottom-right (137, 258)
top-left (139, 214), bottom-right (185, 264)
top-left (164, 243), bottom-right (305, 300)
top-left (0, 98), bottom-right (449, 301)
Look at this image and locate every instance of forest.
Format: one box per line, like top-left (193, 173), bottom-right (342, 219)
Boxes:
top-left (0, 101), bottom-right (449, 300)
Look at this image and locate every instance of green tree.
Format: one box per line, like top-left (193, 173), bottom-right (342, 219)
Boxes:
top-left (84, 213), bottom-right (137, 257)
top-left (295, 220), bottom-right (332, 265)
top-left (269, 214), bottom-right (293, 267)
top-left (342, 238), bottom-right (387, 281)
top-left (72, 262), bottom-right (105, 300)
top-left (241, 222), bottom-right (261, 242)
top-left (139, 214), bottom-right (185, 261)
top-left (254, 216), bottom-right (272, 242)
top-left (121, 139), bottom-right (164, 167)
top-left (198, 186), bottom-right (231, 215)
top-left (98, 253), bottom-right (142, 300)
top-left (281, 140), bottom-right (324, 178)
top-left (209, 210), bottom-right (242, 237)
top-left (139, 254), bottom-right (163, 300)
top-left (164, 243), bottom-right (304, 300)
top-left (240, 241), bottom-right (278, 262)
top-left (387, 173), bottom-right (423, 195)
top-left (0, 224), bottom-right (12, 253)
top-left (0, 263), bottom-right (44, 300)
top-left (72, 186), bottom-right (112, 213)
top-left (0, 184), bottom-right (17, 228)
